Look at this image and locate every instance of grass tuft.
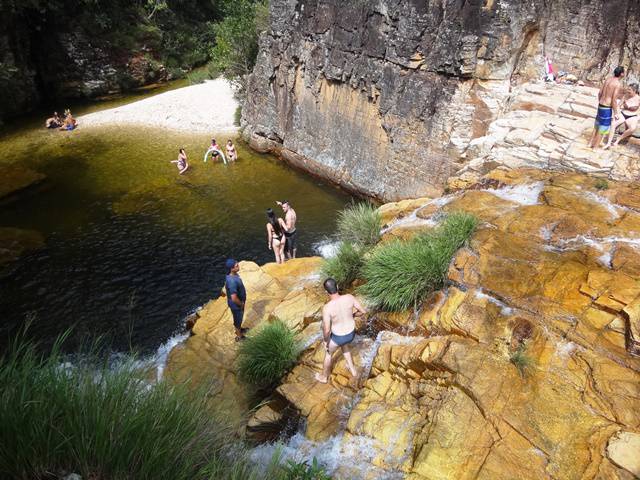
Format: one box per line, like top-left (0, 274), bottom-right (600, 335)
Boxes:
top-left (594, 178), bottom-right (609, 190)
top-left (510, 343), bottom-right (534, 377)
top-left (321, 241), bottom-right (365, 288)
top-left (237, 319), bottom-right (300, 388)
top-left (337, 202), bottom-right (382, 247)
top-left (359, 211), bottom-right (478, 311)
top-left (0, 335), bottom-right (257, 480)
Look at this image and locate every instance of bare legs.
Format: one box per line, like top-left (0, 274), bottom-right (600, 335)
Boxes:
top-left (614, 117), bottom-right (639, 146)
top-left (605, 116), bottom-right (626, 149)
top-left (589, 128), bottom-right (603, 149)
top-left (315, 340), bottom-right (357, 384)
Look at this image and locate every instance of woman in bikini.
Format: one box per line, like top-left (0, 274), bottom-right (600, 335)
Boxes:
top-left (266, 208), bottom-right (286, 264)
top-left (171, 148), bottom-right (189, 174)
top-left (226, 139), bottom-right (238, 162)
top-left (605, 83), bottom-right (640, 149)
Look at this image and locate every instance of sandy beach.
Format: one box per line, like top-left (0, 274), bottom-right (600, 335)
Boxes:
top-left (79, 79), bottom-right (239, 133)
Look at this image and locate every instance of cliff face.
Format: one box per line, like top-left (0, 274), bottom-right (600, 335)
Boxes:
top-left (242, 0), bottom-right (640, 201)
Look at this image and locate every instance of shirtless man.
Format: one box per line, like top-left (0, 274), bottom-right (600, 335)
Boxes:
top-left (590, 66), bottom-right (625, 149)
top-left (276, 200), bottom-right (298, 259)
top-left (315, 278), bottom-right (367, 384)
top-left (605, 83), bottom-right (640, 149)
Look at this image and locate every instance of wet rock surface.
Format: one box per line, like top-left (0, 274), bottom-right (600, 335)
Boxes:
top-left (243, 0), bottom-right (640, 201)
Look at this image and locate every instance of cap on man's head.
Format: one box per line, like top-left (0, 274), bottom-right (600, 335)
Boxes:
top-left (225, 258), bottom-right (237, 272)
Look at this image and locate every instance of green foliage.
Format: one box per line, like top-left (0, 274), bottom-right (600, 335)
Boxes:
top-left (278, 457), bottom-right (331, 480)
top-left (187, 69), bottom-right (212, 85)
top-left (234, 105), bottom-right (242, 126)
top-left (510, 343), bottom-right (534, 377)
top-left (209, 0), bottom-right (268, 90)
top-left (337, 202), bottom-right (382, 247)
top-left (594, 178), bottom-right (609, 190)
top-left (0, 335), bottom-right (258, 480)
top-left (322, 241), bottom-right (365, 288)
top-left (237, 319), bottom-right (300, 388)
top-left (359, 211), bottom-right (478, 311)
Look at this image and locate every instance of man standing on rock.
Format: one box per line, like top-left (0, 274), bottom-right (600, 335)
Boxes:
top-left (590, 66), bottom-right (625, 149)
top-left (315, 278), bottom-right (367, 384)
top-left (277, 200), bottom-right (298, 259)
top-left (224, 258), bottom-right (248, 341)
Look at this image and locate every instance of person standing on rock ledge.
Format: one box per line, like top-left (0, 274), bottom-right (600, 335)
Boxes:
top-left (224, 259), bottom-right (249, 341)
top-left (589, 66), bottom-right (625, 150)
top-left (315, 278), bottom-right (367, 384)
top-left (277, 200), bottom-right (298, 259)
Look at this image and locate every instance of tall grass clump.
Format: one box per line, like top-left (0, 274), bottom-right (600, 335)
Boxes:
top-left (0, 336), bottom-right (257, 480)
top-left (321, 241), bottom-right (365, 288)
top-left (337, 202), bottom-right (382, 247)
top-left (237, 320), bottom-right (300, 388)
top-left (359, 211), bottom-right (478, 311)
top-left (510, 343), bottom-right (534, 378)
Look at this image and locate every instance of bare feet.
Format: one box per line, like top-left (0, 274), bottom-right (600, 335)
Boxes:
top-left (604, 143), bottom-right (611, 150)
top-left (314, 372), bottom-right (328, 384)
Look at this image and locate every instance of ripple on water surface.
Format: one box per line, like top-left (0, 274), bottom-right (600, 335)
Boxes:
top-left (0, 123), bottom-right (351, 352)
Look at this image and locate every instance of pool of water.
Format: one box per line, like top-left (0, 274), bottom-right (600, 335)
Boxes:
top-left (0, 94), bottom-right (351, 353)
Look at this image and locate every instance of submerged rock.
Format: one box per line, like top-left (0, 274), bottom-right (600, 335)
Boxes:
top-left (0, 165), bottom-right (45, 200)
top-left (0, 227), bottom-right (45, 267)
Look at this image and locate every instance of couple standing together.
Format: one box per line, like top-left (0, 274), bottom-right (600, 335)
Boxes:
top-left (266, 200), bottom-right (297, 264)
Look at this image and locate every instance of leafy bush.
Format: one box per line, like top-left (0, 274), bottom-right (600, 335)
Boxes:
top-left (234, 105), bottom-right (243, 126)
top-left (359, 211), bottom-right (478, 311)
top-left (238, 319), bottom-right (300, 388)
top-left (321, 241), bottom-right (365, 288)
top-left (510, 343), bottom-right (534, 377)
top-left (278, 458), bottom-right (331, 480)
top-left (0, 336), bottom-right (257, 480)
top-left (594, 178), bottom-right (609, 190)
top-left (337, 202), bottom-right (382, 247)
top-left (187, 69), bottom-right (212, 85)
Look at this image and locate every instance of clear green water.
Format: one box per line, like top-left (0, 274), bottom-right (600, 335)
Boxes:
top-left (0, 89), bottom-right (351, 352)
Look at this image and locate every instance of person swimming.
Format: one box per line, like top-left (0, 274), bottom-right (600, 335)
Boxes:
top-left (226, 139), bottom-right (238, 162)
top-left (171, 148), bottom-right (189, 174)
top-left (204, 138), bottom-right (227, 164)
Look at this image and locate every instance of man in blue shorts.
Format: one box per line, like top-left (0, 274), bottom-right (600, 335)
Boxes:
top-left (224, 258), bottom-right (248, 341)
top-left (590, 66), bottom-right (625, 149)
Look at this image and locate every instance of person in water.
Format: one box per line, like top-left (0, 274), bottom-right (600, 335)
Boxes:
top-left (276, 200), bottom-right (298, 259)
top-left (224, 258), bottom-right (249, 341)
top-left (266, 208), bottom-right (287, 264)
top-left (605, 82), bottom-right (640, 149)
top-left (45, 111), bottom-right (62, 129)
top-left (315, 278), bottom-right (367, 384)
top-left (204, 138), bottom-right (227, 164)
top-left (171, 148), bottom-right (189, 174)
top-left (590, 66), bottom-right (625, 149)
top-left (226, 139), bottom-right (238, 162)
top-left (59, 109), bottom-right (78, 131)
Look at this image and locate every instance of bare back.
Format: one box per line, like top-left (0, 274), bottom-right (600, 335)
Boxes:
top-left (599, 77), bottom-right (622, 107)
top-left (285, 208), bottom-right (297, 232)
top-left (323, 294), bottom-right (360, 335)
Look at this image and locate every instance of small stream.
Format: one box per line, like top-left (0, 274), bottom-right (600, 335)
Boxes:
top-left (0, 87), bottom-right (352, 353)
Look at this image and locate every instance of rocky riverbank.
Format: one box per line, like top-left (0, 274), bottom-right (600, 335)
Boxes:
top-left (166, 168), bottom-right (640, 479)
top-left (79, 79), bottom-right (239, 134)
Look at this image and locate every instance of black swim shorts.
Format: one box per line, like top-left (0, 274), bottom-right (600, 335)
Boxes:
top-left (285, 230), bottom-right (298, 255)
top-left (230, 308), bottom-right (244, 329)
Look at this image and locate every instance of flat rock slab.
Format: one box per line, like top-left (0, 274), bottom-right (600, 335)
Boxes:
top-left (607, 431), bottom-right (640, 476)
top-left (0, 165), bottom-right (45, 199)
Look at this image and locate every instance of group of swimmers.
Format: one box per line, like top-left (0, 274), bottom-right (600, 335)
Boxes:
top-left (170, 138), bottom-right (238, 174)
top-left (45, 110), bottom-right (78, 131)
top-left (590, 66), bottom-right (640, 149)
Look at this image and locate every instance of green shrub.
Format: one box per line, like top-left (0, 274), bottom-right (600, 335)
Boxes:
top-left (337, 202), bottom-right (382, 247)
top-left (278, 458), bottom-right (331, 480)
top-left (187, 69), bottom-right (212, 85)
top-left (234, 105), bottom-right (242, 126)
top-left (359, 211), bottom-right (477, 311)
top-left (0, 336), bottom-right (257, 480)
top-left (321, 241), bottom-right (364, 288)
top-left (510, 343), bottom-right (534, 377)
top-left (594, 178), bottom-right (609, 190)
top-left (238, 320), bottom-right (300, 388)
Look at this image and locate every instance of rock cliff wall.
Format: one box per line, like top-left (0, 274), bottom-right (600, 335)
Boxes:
top-left (242, 0), bottom-right (640, 201)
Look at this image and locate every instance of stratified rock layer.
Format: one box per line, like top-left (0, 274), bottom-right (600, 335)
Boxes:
top-left (243, 0), bottom-right (640, 200)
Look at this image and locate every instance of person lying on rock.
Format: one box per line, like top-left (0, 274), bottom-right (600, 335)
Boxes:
top-left (315, 278), bottom-right (367, 384)
top-left (605, 82), bottom-right (640, 149)
top-left (224, 258), bottom-right (249, 342)
top-left (45, 111), bottom-right (62, 129)
top-left (590, 66), bottom-right (625, 150)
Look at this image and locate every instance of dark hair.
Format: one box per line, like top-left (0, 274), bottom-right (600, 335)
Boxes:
top-left (614, 66), bottom-right (625, 77)
top-left (211, 138), bottom-right (216, 144)
top-left (323, 278), bottom-right (338, 294)
top-left (631, 83), bottom-right (640, 94)
top-left (266, 208), bottom-right (283, 236)
top-left (179, 148), bottom-right (185, 154)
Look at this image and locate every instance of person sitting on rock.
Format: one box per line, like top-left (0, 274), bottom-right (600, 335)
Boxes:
top-left (59, 109), bottom-right (78, 131)
top-left (45, 111), bottom-right (62, 129)
top-left (605, 83), bottom-right (640, 149)
top-left (315, 278), bottom-right (367, 384)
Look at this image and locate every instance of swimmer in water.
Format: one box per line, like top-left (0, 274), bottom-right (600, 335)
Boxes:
top-left (226, 139), bottom-right (238, 161)
top-left (171, 148), bottom-right (189, 174)
top-left (204, 138), bottom-right (226, 164)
